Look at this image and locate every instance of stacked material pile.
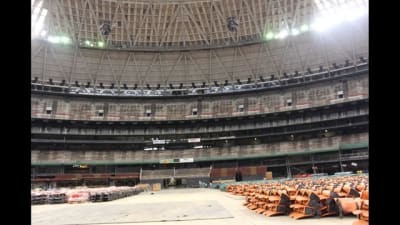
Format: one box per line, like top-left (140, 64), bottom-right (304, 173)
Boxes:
top-left (87, 186), bottom-right (140, 202)
top-left (226, 175), bottom-right (368, 223)
top-left (31, 190), bottom-right (48, 205)
top-left (31, 185), bottom-right (143, 205)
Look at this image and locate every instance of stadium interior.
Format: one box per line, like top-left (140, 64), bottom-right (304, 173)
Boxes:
top-left (31, 0), bottom-right (369, 225)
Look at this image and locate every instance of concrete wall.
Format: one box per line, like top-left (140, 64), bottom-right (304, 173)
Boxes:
top-left (31, 74), bottom-right (368, 121)
top-left (141, 169), bottom-right (174, 180)
top-left (185, 177), bottom-right (210, 188)
top-left (32, 132), bottom-right (368, 165)
top-left (210, 175), bottom-right (263, 182)
top-left (139, 179), bottom-right (164, 189)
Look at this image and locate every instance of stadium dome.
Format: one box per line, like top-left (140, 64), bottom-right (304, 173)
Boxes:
top-left (32, 0), bottom-right (368, 87)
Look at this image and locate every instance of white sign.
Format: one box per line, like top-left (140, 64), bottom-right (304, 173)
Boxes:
top-left (152, 139), bottom-right (166, 144)
top-left (188, 138), bottom-right (201, 143)
top-left (179, 158), bottom-right (194, 163)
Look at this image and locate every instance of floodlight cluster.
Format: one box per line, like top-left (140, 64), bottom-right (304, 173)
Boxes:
top-left (48, 36), bottom-right (71, 44)
top-left (263, 25), bottom-right (309, 41)
top-left (263, 0), bottom-right (367, 41)
top-left (31, 0), bottom-right (47, 38)
top-left (311, 0), bottom-right (368, 32)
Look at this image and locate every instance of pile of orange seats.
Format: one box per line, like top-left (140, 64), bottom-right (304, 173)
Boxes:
top-left (352, 190), bottom-right (368, 225)
top-left (226, 175), bottom-right (368, 222)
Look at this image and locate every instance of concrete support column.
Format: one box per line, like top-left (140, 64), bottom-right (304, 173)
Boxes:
top-left (338, 150), bottom-right (344, 172)
top-left (286, 158), bottom-right (292, 179)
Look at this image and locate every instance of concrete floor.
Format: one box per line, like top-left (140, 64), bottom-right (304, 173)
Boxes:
top-left (32, 188), bottom-right (357, 225)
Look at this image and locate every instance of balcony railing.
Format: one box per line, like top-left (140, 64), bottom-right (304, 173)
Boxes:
top-left (31, 62), bottom-right (368, 98)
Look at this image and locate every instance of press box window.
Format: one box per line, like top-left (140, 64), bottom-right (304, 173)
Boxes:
top-left (45, 106), bottom-right (52, 114)
top-left (96, 110), bottom-right (104, 117)
top-left (145, 109), bottom-right (152, 117)
top-left (238, 105), bottom-right (244, 112)
top-left (192, 108), bottom-right (198, 116)
top-left (286, 99), bottom-right (292, 107)
top-left (337, 91), bottom-right (344, 99)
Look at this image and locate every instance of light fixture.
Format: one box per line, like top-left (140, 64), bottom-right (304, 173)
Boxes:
top-left (276, 30), bottom-right (288, 39)
top-left (300, 24), bottom-right (309, 32)
top-left (31, 2), bottom-right (48, 38)
top-left (291, 28), bottom-right (300, 36)
top-left (265, 32), bottom-right (274, 40)
top-left (48, 36), bottom-right (60, 44)
top-left (100, 22), bottom-right (111, 36)
top-left (60, 36), bottom-right (70, 44)
top-left (227, 16), bottom-right (238, 32)
top-left (311, 0), bottom-right (368, 33)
